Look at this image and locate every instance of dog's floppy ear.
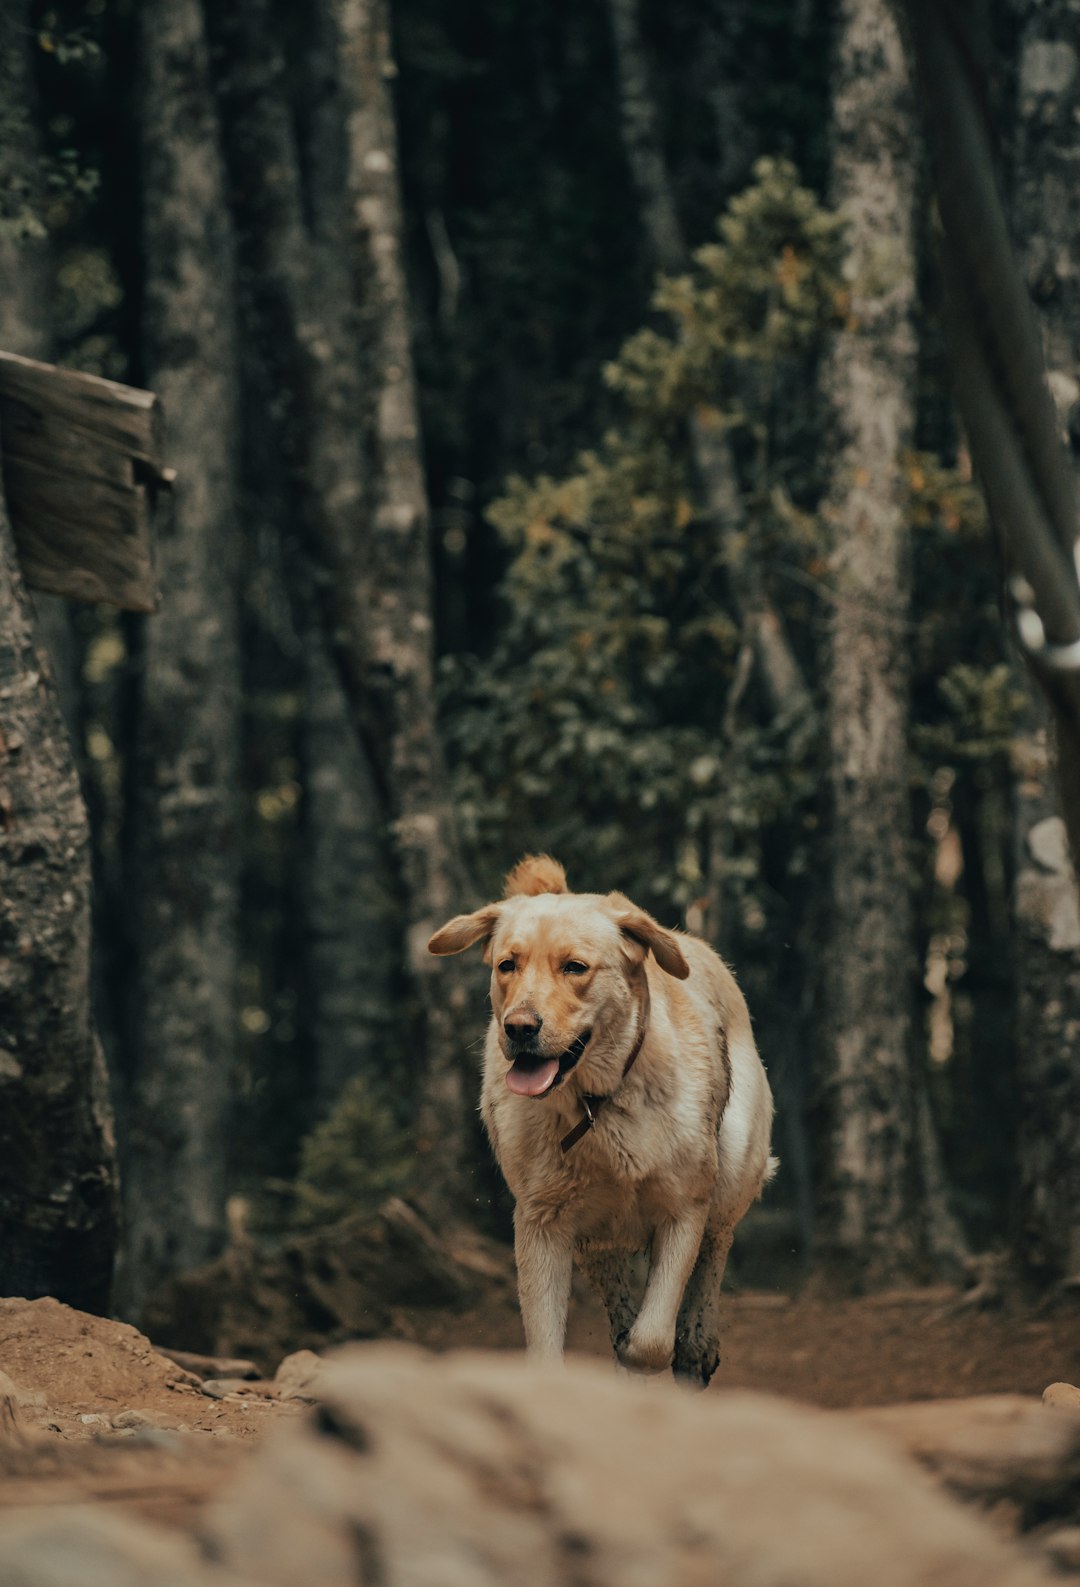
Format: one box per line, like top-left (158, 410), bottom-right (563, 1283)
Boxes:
top-left (428, 904), bottom-right (502, 957)
top-left (607, 895), bottom-right (690, 980)
top-left (503, 854), bottom-right (568, 897)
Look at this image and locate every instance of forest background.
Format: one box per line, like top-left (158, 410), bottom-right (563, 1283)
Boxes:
top-left (1, 0), bottom-right (1078, 1329)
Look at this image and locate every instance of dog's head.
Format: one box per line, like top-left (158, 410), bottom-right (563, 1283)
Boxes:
top-left (428, 855), bottom-right (689, 1099)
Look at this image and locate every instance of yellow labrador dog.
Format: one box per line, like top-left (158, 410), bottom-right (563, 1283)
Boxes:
top-left (429, 855), bottom-right (776, 1385)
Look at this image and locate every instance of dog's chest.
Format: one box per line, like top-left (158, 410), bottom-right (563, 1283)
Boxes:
top-left (495, 1087), bottom-right (714, 1243)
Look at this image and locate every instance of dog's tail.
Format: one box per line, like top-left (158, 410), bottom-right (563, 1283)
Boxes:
top-left (504, 854), bottom-right (568, 897)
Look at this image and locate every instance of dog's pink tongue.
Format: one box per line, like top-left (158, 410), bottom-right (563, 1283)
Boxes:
top-left (506, 1057), bottom-right (560, 1097)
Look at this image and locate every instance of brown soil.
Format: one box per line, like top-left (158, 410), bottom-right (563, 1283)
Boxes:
top-left (0, 1278), bottom-right (1077, 1541)
top-left (423, 1277), bottom-right (1080, 1410)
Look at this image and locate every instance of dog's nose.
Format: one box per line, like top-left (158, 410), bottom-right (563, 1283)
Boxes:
top-left (504, 1006), bottom-right (543, 1044)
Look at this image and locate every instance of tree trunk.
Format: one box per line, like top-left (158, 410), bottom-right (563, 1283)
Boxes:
top-left (606, 0), bottom-right (685, 274)
top-left (1008, 4), bottom-right (1080, 1284)
top-left (330, 0), bottom-right (477, 1206)
top-left (815, 0), bottom-right (953, 1282)
top-left (0, 441), bottom-right (118, 1310)
top-left (0, 5), bottom-right (48, 359)
top-left (302, 633), bottom-right (401, 1115)
top-left (696, 1), bottom-right (766, 201)
top-left (117, 0), bottom-right (242, 1317)
top-left (0, 2), bottom-right (78, 722)
top-left (297, 8), bottom-right (403, 1115)
top-left (211, 0), bottom-right (476, 1200)
top-left (205, 0), bottom-right (396, 1127)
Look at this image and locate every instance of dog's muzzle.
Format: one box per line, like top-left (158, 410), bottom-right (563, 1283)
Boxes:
top-left (504, 1031), bottom-right (591, 1098)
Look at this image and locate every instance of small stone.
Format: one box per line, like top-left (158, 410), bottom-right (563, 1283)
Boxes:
top-left (273, 1349), bottom-right (322, 1401)
top-left (1043, 1381), bottom-right (1080, 1411)
top-left (111, 1409), bottom-right (155, 1430)
top-left (200, 1379), bottom-right (245, 1400)
top-left (126, 1426), bottom-right (186, 1452)
top-left (166, 1368), bottom-right (203, 1389)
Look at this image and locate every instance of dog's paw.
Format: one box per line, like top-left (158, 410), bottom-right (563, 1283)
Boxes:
top-left (672, 1344), bottom-right (720, 1390)
top-left (615, 1327), bottom-right (674, 1376)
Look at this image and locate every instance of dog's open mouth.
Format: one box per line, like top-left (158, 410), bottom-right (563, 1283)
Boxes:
top-left (506, 1031), bottom-right (591, 1098)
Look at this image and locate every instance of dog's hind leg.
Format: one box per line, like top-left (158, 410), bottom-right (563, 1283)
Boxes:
top-left (673, 1220), bottom-right (734, 1389)
top-left (577, 1247), bottom-right (641, 1356)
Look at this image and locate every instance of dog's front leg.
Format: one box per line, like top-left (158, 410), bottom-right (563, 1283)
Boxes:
top-left (514, 1212), bottom-right (574, 1362)
top-left (618, 1203), bottom-right (709, 1375)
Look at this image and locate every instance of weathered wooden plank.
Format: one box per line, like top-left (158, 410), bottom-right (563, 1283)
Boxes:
top-left (0, 393), bottom-right (143, 492)
top-left (0, 350), bottom-right (167, 611)
top-left (0, 351), bottom-right (163, 463)
top-left (7, 471), bottom-right (157, 613)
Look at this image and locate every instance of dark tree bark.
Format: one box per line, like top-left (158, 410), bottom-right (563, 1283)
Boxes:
top-left (0, 3), bottom-right (77, 720)
top-left (606, 0), bottom-right (685, 275)
top-left (325, 0), bottom-right (477, 1204)
top-left (0, 4), bottom-right (48, 358)
top-left (695, 2), bottom-right (764, 202)
top-left (302, 634), bottom-right (401, 1115)
top-left (816, 0), bottom-right (964, 1283)
top-left (1007, 2), bottom-right (1080, 1285)
top-left (211, 0), bottom-right (476, 1199)
top-left (205, 0), bottom-right (396, 1123)
top-left (117, 0), bottom-right (242, 1316)
top-left (297, 9), bottom-right (402, 1114)
top-left (0, 452), bottom-right (118, 1310)
top-left (0, 0), bottom-right (117, 1313)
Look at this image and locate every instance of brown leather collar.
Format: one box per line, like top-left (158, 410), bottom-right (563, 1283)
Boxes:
top-left (560, 977), bottom-right (651, 1154)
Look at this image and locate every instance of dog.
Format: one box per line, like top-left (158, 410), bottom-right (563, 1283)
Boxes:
top-left (429, 854), bottom-right (776, 1385)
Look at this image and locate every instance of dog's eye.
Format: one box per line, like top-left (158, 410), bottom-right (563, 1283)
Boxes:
top-left (563, 961), bottom-right (589, 976)
top-left (497, 958), bottom-right (516, 974)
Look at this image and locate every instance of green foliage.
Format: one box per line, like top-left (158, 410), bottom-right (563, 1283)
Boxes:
top-left (442, 160), bottom-right (844, 917)
top-left (288, 1076), bottom-right (413, 1231)
top-left (906, 450), bottom-right (1022, 768)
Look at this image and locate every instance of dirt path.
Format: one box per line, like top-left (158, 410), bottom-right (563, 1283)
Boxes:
top-left (421, 1282), bottom-right (1080, 1409)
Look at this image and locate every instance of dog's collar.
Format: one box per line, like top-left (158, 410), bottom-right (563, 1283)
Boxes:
top-left (560, 977), bottom-right (651, 1154)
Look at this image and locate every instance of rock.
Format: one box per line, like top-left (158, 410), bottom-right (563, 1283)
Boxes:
top-left (853, 1394), bottom-right (1080, 1516)
top-left (0, 1509), bottom-right (254, 1587)
top-left (111, 1409), bottom-right (157, 1430)
top-left (205, 1343), bottom-right (1058, 1587)
top-left (1043, 1382), bottom-right (1080, 1412)
top-left (272, 1350), bottom-right (322, 1402)
top-left (200, 1380), bottom-right (244, 1401)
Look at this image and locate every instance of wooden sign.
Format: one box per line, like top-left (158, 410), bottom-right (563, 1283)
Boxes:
top-left (0, 350), bottom-right (171, 613)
